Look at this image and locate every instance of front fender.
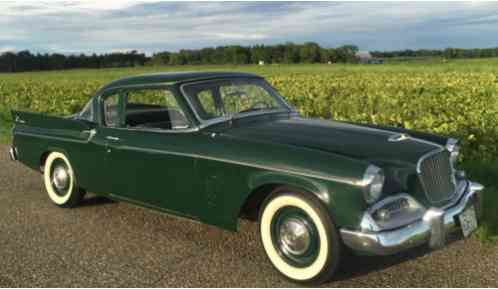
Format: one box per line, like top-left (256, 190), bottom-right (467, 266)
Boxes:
top-left (247, 171), bottom-right (367, 230)
top-left (248, 171), bottom-right (330, 204)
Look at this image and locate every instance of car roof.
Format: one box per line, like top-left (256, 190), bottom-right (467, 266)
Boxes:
top-left (97, 71), bottom-right (262, 94)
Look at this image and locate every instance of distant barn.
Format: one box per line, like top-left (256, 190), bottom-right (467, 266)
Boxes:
top-left (356, 52), bottom-right (384, 64)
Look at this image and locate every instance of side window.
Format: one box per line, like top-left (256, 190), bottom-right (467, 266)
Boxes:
top-left (197, 89), bottom-right (222, 118)
top-left (124, 88), bottom-right (189, 130)
top-left (103, 94), bottom-right (121, 127)
top-left (127, 89), bottom-right (178, 108)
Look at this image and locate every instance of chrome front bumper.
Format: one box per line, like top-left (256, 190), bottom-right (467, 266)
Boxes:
top-left (340, 181), bottom-right (484, 255)
top-left (8, 146), bottom-right (17, 161)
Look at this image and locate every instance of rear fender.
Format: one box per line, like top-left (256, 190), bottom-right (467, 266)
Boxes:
top-left (11, 110), bottom-right (94, 172)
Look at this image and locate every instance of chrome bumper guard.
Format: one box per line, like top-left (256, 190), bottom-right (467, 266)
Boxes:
top-left (9, 146), bottom-right (17, 161)
top-left (340, 181), bottom-right (484, 255)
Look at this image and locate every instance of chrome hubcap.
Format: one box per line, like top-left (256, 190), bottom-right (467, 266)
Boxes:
top-left (279, 217), bottom-right (311, 255)
top-left (52, 166), bottom-right (70, 190)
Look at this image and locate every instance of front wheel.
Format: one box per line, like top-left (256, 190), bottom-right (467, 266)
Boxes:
top-left (259, 189), bottom-right (341, 285)
top-left (43, 152), bottom-right (85, 208)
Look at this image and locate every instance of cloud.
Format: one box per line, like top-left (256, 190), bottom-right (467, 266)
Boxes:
top-left (0, 1), bottom-right (497, 53)
top-left (0, 0), bottom-right (160, 15)
top-left (0, 46), bottom-right (16, 53)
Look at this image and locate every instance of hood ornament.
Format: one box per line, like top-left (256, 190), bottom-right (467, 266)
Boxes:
top-left (388, 133), bottom-right (409, 142)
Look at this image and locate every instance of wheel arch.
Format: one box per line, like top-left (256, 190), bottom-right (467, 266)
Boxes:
top-left (39, 151), bottom-right (51, 172)
top-left (239, 172), bottom-right (332, 222)
top-left (39, 147), bottom-right (72, 173)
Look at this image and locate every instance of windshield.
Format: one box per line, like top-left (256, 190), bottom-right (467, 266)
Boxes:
top-left (182, 78), bottom-right (291, 121)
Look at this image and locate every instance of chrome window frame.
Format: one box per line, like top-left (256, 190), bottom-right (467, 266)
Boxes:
top-left (77, 99), bottom-right (95, 122)
top-left (179, 78), bottom-right (295, 129)
top-left (96, 83), bottom-right (199, 134)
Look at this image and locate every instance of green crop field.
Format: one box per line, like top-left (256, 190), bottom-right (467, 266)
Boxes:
top-left (0, 58), bottom-right (497, 241)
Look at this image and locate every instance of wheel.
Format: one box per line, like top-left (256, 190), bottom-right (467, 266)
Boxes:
top-left (43, 152), bottom-right (85, 208)
top-left (259, 188), bottom-right (341, 285)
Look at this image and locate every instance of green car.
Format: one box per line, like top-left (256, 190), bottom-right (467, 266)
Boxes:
top-left (9, 72), bottom-right (483, 284)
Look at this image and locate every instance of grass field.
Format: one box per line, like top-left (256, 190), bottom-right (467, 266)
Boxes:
top-left (0, 58), bottom-right (497, 241)
top-left (464, 162), bottom-right (498, 242)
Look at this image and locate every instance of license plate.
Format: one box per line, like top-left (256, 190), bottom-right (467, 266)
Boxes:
top-left (459, 205), bottom-right (478, 238)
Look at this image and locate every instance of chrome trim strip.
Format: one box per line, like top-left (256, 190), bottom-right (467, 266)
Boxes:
top-left (9, 147), bottom-right (17, 161)
top-left (440, 179), bottom-right (466, 209)
top-left (95, 82), bottom-right (179, 99)
top-left (416, 147), bottom-right (445, 174)
top-left (446, 138), bottom-right (459, 152)
top-left (14, 115), bottom-right (26, 124)
top-left (384, 132), bottom-right (444, 150)
top-left (340, 181), bottom-right (484, 255)
top-left (409, 136), bottom-right (444, 149)
top-left (103, 125), bottom-right (200, 134)
top-left (359, 165), bottom-right (382, 187)
top-left (82, 129), bottom-right (97, 141)
top-left (15, 131), bottom-right (89, 144)
top-left (105, 136), bottom-right (120, 141)
top-left (388, 133), bottom-right (409, 142)
top-left (119, 145), bottom-right (361, 186)
top-left (17, 131), bottom-right (362, 186)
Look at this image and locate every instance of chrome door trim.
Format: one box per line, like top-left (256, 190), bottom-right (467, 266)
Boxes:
top-left (119, 145), bottom-right (361, 186)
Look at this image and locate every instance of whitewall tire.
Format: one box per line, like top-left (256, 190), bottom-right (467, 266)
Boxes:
top-left (259, 189), bottom-right (341, 284)
top-left (43, 152), bottom-right (85, 208)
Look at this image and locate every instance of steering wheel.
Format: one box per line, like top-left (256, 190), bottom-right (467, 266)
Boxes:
top-left (238, 102), bottom-right (270, 114)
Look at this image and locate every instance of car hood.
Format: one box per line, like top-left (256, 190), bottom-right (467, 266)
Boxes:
top-left (222, 117), bottom-right (441, 168)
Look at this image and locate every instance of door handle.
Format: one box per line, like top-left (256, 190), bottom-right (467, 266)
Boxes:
top-left (82, 129), bottom-right (97, 140)
top-left (106, 136), bottom-right (120, 141)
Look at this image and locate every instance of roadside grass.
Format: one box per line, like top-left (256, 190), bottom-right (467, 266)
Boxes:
top-left (0, 124), bottom-right (11, 143)
top-left (0, 109), bottom-right (11, 144)
top-left (463, 161), bottom-right (498, 242)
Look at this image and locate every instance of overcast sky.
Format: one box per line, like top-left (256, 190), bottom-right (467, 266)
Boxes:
top-left (1, 1), bottom-right (497, 55)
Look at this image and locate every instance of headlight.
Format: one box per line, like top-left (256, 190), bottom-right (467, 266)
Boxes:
top-left (362, 194), bottom-right (426, 231)
top-left (446, 138), bottom-right (460, 165)
top-left (450, 144), bottom-right (460, 164)
top-left (362, 165), bottom-right (385, 204)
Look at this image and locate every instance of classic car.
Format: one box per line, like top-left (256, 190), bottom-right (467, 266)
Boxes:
top-left (9, 72), bottom-right (484, 284)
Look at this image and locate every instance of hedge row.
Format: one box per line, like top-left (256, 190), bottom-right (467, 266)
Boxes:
top-left (1, 71), bottom-right (497, 161)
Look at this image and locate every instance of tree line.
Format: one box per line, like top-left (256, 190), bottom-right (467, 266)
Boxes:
top-left (147, 43), bottom-right (359, 66)
top-left (371, 47), bottom-right (498, 59)
top-left (3, 42), bottom-right (498, 73)
top-left (0, 50), bottom-right (148, 73)
top-left (0, 42), bottom-right (359, 73)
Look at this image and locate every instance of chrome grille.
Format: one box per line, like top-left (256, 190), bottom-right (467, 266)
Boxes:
top-left (418, 150), bottom-right (456, 204)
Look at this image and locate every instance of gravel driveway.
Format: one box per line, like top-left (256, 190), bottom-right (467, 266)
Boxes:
top-left (1, 144), bottom-right (497, 287)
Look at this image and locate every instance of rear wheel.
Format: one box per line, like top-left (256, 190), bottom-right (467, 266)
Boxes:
top-left (43, 152), bottom-right (85, 208)
top-left (259, 188), bottom-right (341, 285)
